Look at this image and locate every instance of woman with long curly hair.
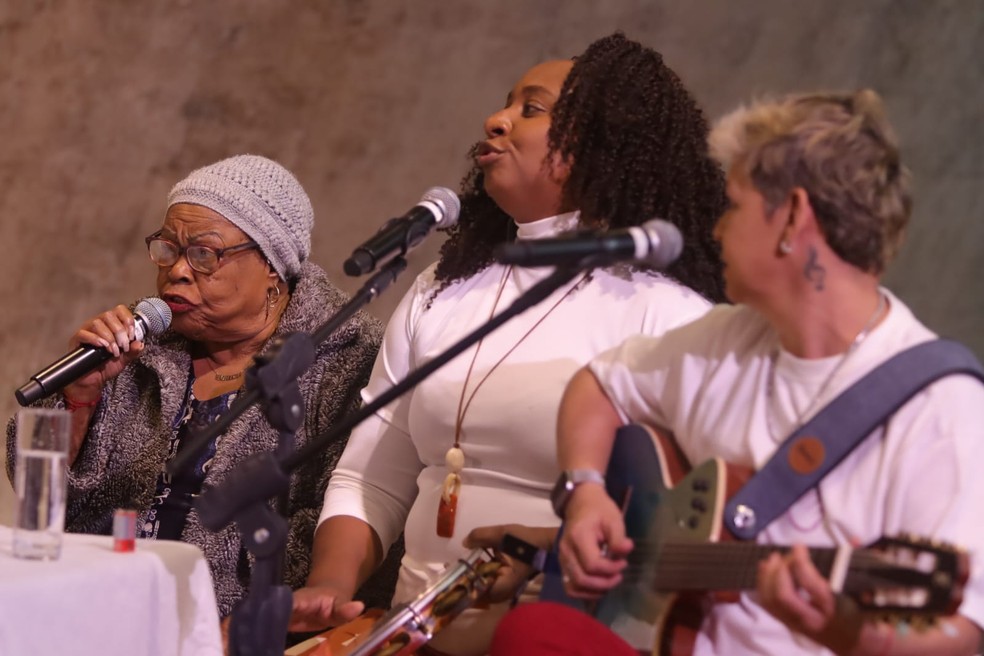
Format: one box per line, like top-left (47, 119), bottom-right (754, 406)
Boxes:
top-left (436, 34), bottom-right (725, 301)
top-left (290, 32), bottom-right (727, 655)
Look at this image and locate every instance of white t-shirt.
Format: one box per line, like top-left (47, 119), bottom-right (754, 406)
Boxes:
top-left (590, 293), bottom-right (984, 655)
top-left (320, 212), bottom-right (712, 655)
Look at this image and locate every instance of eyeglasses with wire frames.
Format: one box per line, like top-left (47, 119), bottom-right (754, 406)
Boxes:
top-left (145, 230), bottom-right (261, 275)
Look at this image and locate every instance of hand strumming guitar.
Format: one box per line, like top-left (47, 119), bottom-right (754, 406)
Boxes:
top-left (557, 474), bottom-right (633, 600)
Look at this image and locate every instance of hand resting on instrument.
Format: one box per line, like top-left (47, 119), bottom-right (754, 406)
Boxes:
top-left (289, 586), bottom-right (366, 634)
top-left (463, 524), bottom-right (559, 604)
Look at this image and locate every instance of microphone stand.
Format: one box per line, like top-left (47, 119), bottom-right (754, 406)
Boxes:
top-left (281, 260), bottom-right (591, 472)
top-left (191, 255), bottom-right (599, 656)
top-left (169, 256), bottom-right (408, 656)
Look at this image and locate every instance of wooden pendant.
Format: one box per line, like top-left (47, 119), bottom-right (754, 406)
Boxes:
top-left (436, 491), bottom-right (458, 538)
top-left (437, 472), bottom-right (461, 538)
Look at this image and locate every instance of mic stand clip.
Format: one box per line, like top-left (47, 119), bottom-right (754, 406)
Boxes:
top-left (187, 256), bottom-right (410, 656)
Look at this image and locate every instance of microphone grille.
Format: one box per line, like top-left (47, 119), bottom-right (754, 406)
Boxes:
top-left (421, 186), bottom-right (461, 229)
top-left (134, 297), bottom-right (173, 338)
top-left (641, 219), bottom-right (684, 269)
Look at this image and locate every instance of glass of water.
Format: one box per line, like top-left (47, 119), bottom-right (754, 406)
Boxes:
top-left (13, 408), bottom-right (71, 560)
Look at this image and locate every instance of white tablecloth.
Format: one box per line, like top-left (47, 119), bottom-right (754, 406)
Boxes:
top-left (0, 525), bottom-right (223, 656)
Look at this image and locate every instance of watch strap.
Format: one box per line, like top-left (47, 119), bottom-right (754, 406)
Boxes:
top-left (552, 468), bottom-right (605, 517)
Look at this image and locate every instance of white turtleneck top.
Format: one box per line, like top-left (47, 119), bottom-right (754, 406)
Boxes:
top-left (319, 212), bottom-right (711, 654)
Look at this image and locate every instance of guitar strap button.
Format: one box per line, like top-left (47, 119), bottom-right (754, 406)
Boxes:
top-left (733, 504), bottom-right (757, 531)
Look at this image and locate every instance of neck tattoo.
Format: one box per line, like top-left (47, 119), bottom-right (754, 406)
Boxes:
top-left (804, 246), bottom-right (827, 291)
top-left (205, 358), bottom-right (247, 382)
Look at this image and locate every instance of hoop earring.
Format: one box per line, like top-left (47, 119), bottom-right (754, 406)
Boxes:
top-left (779, 240), bottom-right (793, 255)
top-left (267, 285), bottom-right (281, 308)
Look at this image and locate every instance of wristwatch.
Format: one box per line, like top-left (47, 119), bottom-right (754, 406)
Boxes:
top-left (550, 469), bottom-right (606, 518)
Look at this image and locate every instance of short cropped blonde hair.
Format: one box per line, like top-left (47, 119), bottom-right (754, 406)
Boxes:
top-left (709, 90), bottom-right (911, 274)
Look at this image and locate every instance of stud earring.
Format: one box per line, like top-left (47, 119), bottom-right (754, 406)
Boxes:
top-left (779, 240), bottom-right (793, 255)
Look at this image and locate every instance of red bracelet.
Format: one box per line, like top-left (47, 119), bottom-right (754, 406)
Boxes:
top-left (63, 392), bottom-right (100, 411)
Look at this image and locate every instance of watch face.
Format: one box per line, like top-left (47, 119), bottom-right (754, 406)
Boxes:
top-left (550, 474), bottom-right (572, 517)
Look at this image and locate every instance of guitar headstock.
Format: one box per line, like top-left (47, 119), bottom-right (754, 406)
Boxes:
top-left (844, 534), bottom-right (968, 618)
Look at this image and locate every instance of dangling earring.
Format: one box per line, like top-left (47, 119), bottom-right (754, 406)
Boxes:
top-left (779, 240), bottom-right (793, 255)
top-left (265, 286), bottom-right (281, 321)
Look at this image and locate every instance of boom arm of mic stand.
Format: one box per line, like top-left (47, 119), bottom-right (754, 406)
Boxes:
top-left (281, 260), bottom-right (592, 474)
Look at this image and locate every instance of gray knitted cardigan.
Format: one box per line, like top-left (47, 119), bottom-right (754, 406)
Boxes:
top-left (6, 261), bottom-right (393, 617)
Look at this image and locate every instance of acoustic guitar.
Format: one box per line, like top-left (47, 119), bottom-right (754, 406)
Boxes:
top-left (287, 549), bottom-right (502, 656)
top-left (540, 424), bottom-right (969, 655)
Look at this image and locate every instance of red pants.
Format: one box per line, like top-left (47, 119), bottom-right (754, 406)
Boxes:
top-left (490, 602), bottom-right (640, 656)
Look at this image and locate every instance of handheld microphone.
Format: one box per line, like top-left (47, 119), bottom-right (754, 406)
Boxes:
top-left (15, 297), bottom-right (172, 406)
top-left (344, 186), bottom-right (461, 276)
top-left (494, 219), bottom-right (684, 269)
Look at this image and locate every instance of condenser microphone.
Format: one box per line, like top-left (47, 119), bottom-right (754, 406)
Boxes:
top-left (344, 186), bottom-right (461, 276)
top-left (15, 297), bottom-right (172, 406)
top-left (494, 219), bottom-right (684, 269)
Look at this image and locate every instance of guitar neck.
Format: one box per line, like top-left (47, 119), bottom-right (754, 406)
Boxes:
top-left (647, 542), bottom-right (848, 592)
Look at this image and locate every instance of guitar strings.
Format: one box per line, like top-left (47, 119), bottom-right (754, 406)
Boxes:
top-left (610, 542), bottom-right (938, 612)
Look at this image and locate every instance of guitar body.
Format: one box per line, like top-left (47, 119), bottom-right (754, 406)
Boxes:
top-left (541, 424), bottom-right (966, 655)
top-left (541, 423), bottom-right (751, 655)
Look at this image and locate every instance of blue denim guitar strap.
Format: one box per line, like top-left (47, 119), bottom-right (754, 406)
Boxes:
top-left (724, 339), bottom-right (984, 540)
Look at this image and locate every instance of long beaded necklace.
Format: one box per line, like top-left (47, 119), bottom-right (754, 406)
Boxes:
top-left (436, 265), bottom-right (590, 537)
top-left (764, 292), bottom-right (887, 533)
top-left (764, 292), bottom-right (887, 442)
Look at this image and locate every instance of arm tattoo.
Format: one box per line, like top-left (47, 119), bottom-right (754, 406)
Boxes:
top-left (804, 246), bottom-right (826, 291)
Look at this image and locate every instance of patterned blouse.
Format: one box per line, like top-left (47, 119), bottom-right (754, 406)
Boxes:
top-left (139, 375), bottom-right (236, 540)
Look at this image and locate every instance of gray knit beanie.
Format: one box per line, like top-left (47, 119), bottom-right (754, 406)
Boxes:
top-left (167, 154), bottom-right (314, 281)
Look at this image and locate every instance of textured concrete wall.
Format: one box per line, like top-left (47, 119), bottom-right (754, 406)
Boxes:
top-left (1, 0), bottom-right (981, 519)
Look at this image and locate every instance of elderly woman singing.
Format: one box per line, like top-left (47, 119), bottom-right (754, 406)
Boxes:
top-left (6, 154), bottom-right (383, 619)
